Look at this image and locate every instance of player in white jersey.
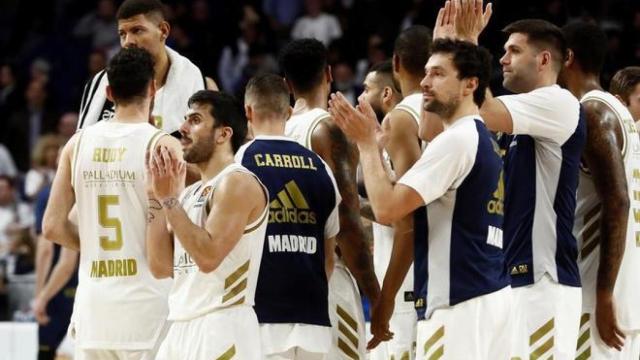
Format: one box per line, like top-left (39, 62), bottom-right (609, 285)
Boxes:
top-left (560, 22), bottom-right (640, 359)
top-left (331, 38), bottom-right (511, 360)
top-left (357, 60), bottom-right (418, 360)
top-left (43, 48), bottom-right (179, 360)
top-left (280, 38), bottom-right (380, 359)
top-left (146, 90), bottom-right (268, 360)
top-left (610, 67), bottom-right (640, 127)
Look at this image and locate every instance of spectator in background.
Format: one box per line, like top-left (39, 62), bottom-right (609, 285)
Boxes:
top-left (332, 61), bottom-right (359, 104)
top-left (87, 50), bottom-right (107, 78)
top-left (291, 0), bottom-right (342, 46)
top-left (218, 5), bottom-right (262, 94)
top-left (56, 112), bottom-right (78, 142)
top-left (354, 34), bottom-right (388, 84)
top-left (0, 144), bottom-right (17, 178)
top-left (264, 0), bottom-right (303, 39)
top-left (5, 80), bottom-right (58, 172)
top-left (0, 62), bottom-right (22, 117)
top-left (24, 135), bottom-right (62, 201)
top-left (610, 66), bottom-right (640, 122)
top-left (0, 176), bottom-right (32, 259)
top-left (73, 0), bottom-right (119, 52)
top-left (30, 59), bottom-right (50, 86)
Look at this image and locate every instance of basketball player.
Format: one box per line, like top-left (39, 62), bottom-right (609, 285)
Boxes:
top-left (145, 90), bottom-right (268, 360)
top-left (560, 21), bottom-right (640, 359)
top-left (434, 3), bottom-right (586, 357)
top-left (33, 182), bottom-right (78, 360)
top-left (330, 38), bottom-right (511, 360)
top-left (610, 67), bottom-right (640, 124)
top-left (43, 47), bottom-right (179, 359)
top-left (279, 38), bottom-right (380, 359)
top-left (236, 73), bottom-right (341, 359)
top-left (78, 0), bottom-right (217, 135)
top-left (358, 60), bottom-right (420, 359)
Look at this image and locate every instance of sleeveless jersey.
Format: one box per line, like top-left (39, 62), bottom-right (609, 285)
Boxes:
top-left (235, 135), bottom-right (340, 326)
top-left (167, 163), bottom-right (269, 321)
top-left (574, 90), bottom-right (640, 330)
top-left (285, 108), bottom-right (331, 149)
top-left (71, 120), bottom-right (170, 349)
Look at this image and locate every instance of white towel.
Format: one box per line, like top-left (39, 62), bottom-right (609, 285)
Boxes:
top-left (78, 46), bottom-right (206, 135)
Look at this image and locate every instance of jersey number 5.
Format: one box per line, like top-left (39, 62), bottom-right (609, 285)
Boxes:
top-left (98, 195), bottom-right (123, 250)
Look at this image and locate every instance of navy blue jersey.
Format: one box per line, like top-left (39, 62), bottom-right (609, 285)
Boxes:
top-left (498, 86), bottom-right (586, 288)
top-left (235, 135), bottom-right (340, 326)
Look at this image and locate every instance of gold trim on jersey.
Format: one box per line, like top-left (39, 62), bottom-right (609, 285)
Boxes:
top-left (71, 130), bottom-right (85, 189)
top-left (146, 130), bottom-right (165, 153)
top-left (581, 204), bottom-right (602, 259)
top-left (244, 205), bottom-right (269, 234)
top-left (337, 305), bottom-right (358, 331)
top-left (338, 321), bottom-right (359, 349)
top-left (222, 278), bottom-right (247, 304)
top-left (215, 345), bottom-right (236, 360)
top-left (529, 318), bottom-right (554, 359)
top-left (581, 95), bottom-right (631, 158)
top-left (575, 313), bottom-right (591, 360)
top-left (395, 104), bottom-right (421, 123)
top-left (337, 338), bottom-right (359, 360)
top-left (224, 260), bottom-right (250, 289)
top-left (305, 114), bottom-right (330, 149)
top-left (423, 325), bottom-right (444, 357)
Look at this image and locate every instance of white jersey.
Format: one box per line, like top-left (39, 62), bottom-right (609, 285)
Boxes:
top-left (573, 90), bottom-right (640, 330)
top-left (71, 120), bottom-right (170, 350)
top-left (394, 93), bottom-right (422, 128)
top-left (285, 107), bottom-right (331, 148)
top-left (168, 163), bottom-right (269, 321)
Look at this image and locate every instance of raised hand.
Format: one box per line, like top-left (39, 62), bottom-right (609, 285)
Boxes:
top-left (433, 0), bottom-right (456, 40)
top-left (148, 145), bottom-right (186, 201)
top-left (454, 0), bottom-right (493, 44)
top-left (328, 92), bottom-right (379, 147)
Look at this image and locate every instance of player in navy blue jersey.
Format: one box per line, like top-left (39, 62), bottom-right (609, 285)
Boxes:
top-left (235, 73), bottom-right (341, 359)
top-left (330, 38), bottom-right (511, 360)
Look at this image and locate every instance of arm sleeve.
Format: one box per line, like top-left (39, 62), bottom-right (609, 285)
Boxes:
top-left (497, 87), bottom-right (580, 144)
top-left (398, 129), bottom-right (475, 205)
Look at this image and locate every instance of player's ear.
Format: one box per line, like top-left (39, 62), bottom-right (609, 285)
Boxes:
top-left (382, 86), bottom-right (392, 104)
top-left (244, 104), bottom-right (253, 123)
top-left (149, 79), bottom-right (157, 98)
top-left (326, 65), bottom-right (333, 84)
top-left (392, 54), bottom-right (400, 73)
top-left (464, 77), bottom-right (478, 97)
top-left (106, 85), bottom-right (114, 102)
top-left (564, 49), bottom-right (574, 69)
top-left (539, 51), bottom-right (551, 71)
top-left (285, 106), bottom-right (293, 121)
top-left (159, 21), bottom-right (170, 42)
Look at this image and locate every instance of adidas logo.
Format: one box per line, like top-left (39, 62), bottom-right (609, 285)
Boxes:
top-left (269, 180), bottom-right (317, 224)
top-left (487, 170), bottom-right (504, 215)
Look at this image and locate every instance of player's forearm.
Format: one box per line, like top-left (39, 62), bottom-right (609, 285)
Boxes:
top-left (35, 237), bottom-right (53, 295)
top-left (596, 198), bottom-right (628, 295)
top-left (146, 199), bottom-right (174, 278)
top-left (39, 249), bottom-right (77, 303)
top-left (161, 197), bottom-right (221, 273)
top-left (359, 197), bottom-right (376, 221)
top-left (325, 236), bottom-right (336, 280)
top-left (381, 217), bottom-right (414, 301)
top-left (337, 210), bottom-right (380, 302)
top-left (359, 142), bottom-right (398, 225)
top-left (42, 217), bottom-right (80, 251)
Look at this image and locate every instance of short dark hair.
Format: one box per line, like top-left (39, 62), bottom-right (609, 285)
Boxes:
top-left (369, 60), bottom-right (401, 93)
top-left (187, 90), bottom-right (247, 153)
top-left (117, 0), bottom-right (165, 21)
top-left (107, 47), bottom-right (155, 105)
top-left (503, 19), bottom-right (567, 72)
top-left (610, 67), bottom-right (640, 104)
top-left (562, 21), bottom-right (607, 75)
top-left (431, 39), bottom-right (492, 106)
top-left (394, 25), bottom-right (432, 78)
top-left (279, 39), bottom-right (327, 93)
top-left (245, 73), bottom-right (290, 118)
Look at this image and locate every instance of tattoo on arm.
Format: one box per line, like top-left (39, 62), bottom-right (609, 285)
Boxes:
top-left (149, 199), bottom-right (162, 210)
top-left (162, 197), bottom-right (179, 210)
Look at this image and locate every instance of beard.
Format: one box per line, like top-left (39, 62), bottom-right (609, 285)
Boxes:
top-left (424, 95), bottom-right (460, 119)
top-left (183, 133), bottom-right (216, 164)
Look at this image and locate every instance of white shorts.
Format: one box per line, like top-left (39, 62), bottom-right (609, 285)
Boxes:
top-left (576, 313), bottom-right (640, 360)
top-left (156, 306), bottom-right (261, 360)
top-left (260, 323), bottom-right (331, 356)
top-left (368, 310), bottom-right (417, 360)
top-left (510, 274), bottom-right (581, 359)
top-left (74, 322), bottom-right (168, 360)
top-left (266, 347), bottom-right (327, 360)
top-left (416, 286), bottom-right (512, 360)
top-left (327, 262), bottom-right (366, 360)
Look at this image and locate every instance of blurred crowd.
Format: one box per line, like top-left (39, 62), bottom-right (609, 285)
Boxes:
top-left (0, 0), bottom-right (639, 321)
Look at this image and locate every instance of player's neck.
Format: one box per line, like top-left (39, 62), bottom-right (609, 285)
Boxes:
top-left (113, 101), bottom-right (150, 123)
top-left (569, 75), bottom-right (602, 99)
top-left (399, 77), bottom-right (422, 97)
top-left (250, 118), bottom-right (286, 136)
top-left (198, 151), bottom-right (235, 183)
top-left (444, 100), bottom-right (479, 128)
top-left (154, 49), bottom-right (170, 89)
top-left (294, 90), bottom-right (328, 111)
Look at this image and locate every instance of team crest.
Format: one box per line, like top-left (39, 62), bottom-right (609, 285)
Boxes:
top-left (198, 186), bottom-right (212, 203)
